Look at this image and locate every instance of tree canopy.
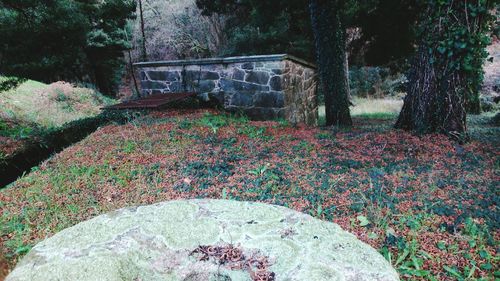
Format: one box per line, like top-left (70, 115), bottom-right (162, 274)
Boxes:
top-left (0, 0), bottom-right (136, 94)
top-left (196, 0), bottom-right (418, 69)
top-left (196, 0), bottom-right (315, 60)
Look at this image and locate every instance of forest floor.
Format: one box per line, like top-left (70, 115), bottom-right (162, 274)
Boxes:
top-left (0, 79), bottom-right (114, 159)
top-left (0, 107), bottom-right (498, 280)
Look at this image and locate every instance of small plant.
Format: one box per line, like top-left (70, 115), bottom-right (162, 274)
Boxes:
top-left (315, 131), bottom-right (333, 140)
top-left (443, 264), bottom-right (478, 280)
top-left (238, 125), bottom-right (272, 140)
top-left (198, 113), bottom-right (228, 134)
top-left (248, 164), bottom-right (270, 176)
top-left (292, 141), bottom-right (314, 154)
top-left (381, 238), bottom-right (432, 279)
top-left (123, 140), bottom-right (137, 153)
top-left (178, 118), bottom-right (193, 129)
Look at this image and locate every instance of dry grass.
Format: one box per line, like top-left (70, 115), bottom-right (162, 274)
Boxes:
top-left (0, 79), bottom-right (115, 158)
top-left (0, 80), bottom-right (114, 129)
top-left (319, 98), bottom-right (404, 123)
top-left (350, 97), bottom-right (404, 116)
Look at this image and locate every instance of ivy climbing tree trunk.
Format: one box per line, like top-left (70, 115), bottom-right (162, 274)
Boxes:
top-left (395, 0), bottom-right (494, 140)
top-left (309, 0), bottom-right (352, 127)
top-left (395, 46), bottom-right (467, 138)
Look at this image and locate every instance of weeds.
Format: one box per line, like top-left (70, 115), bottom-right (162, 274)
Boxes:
top-left (198, 113), bottom-right (229, 134)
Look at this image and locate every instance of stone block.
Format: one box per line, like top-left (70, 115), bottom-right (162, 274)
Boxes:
top-left (232, 69), bottom-right (245, 81)
top-left (245, 71), bottom-right (270, 85)
top-left (264, 62), bottom-right (282, 69)
top-left (271, 69), bottom-right (282, 75)
top-left (134, 56), bottom-right (318, 125)
top-left (140, 80), bottom-right (168, 90)
top-left (184, 70), bottom-right (220, 81)
top-left (151, 89), bottom-right (165, 95)
top-left (208, 92), bottom-right (225, 104)
top-left (253, 92), bottom-right (284, 108)
top-left (169, 81), bottom-right (184, 92)
top-left (147, 71), bottom-right (180, 81)
top-left (228, 92), bottom-right (254, 107)
top-left (241, 62), bottom-right (254, 70)
top-left (194, 80), bottom-right (216, 93)
top-left (6, 200), bottom-right (399, 281)
top-left (269, 76), bottom-right (283, 91)
top-left (220, 79), bottom-right (269, 92)
top-left (244, 107), bottom-right (284, 120)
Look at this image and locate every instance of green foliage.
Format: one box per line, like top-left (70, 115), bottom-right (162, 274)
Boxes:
top-left (356, 215), bottom-right (370, 227)
top-left (349, 67), bottom-right (406, 97)
top-left (122, 140), bottom-right (137, 153)
top-left (381, 237), bottom-right (433, 279)
top-left (238, 125), bottom-right (272, 140)
top-left (418, 0), bottom-right (495, 114)
top-left (0, 0), bottom-right (136, 95)
top-left (198, 113), bottom-right (229, 134)
top-left (0, 120), bottom-right (33, 139)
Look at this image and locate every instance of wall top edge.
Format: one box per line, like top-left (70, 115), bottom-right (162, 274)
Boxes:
top-left (133, 54), bottom-right (316, 69)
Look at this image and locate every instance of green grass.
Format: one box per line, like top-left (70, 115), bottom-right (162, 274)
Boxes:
top-left (0, 110), bottom-right (498, 280)
top-left (354, 112), bottom-right (398, 119)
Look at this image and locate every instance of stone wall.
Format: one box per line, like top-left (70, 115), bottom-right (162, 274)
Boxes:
top-left (135, 54), bottom-right (318, 126)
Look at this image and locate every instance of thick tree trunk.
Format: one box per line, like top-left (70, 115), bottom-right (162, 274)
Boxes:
top-left (309, 0), bottom-right (352, 127)
top-left (395, 46), bottom-right (467, 139)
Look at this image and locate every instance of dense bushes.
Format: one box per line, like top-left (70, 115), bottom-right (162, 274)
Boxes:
top-left (349, 67), bottom-right (406, 98)
top-left (0, 0), bottom-right (136, 96)
top-left (131, 0), bottom-right (227, 61)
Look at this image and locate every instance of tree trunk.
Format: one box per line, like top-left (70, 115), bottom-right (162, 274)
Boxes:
top-left (396, 0), bottom-right (495, 141)
top-left (138, 0), bottom-right (147, 61)
top-left (309, 0), bottom-right (352, 127)
top-left (395, 46), bottom-right (467, 139)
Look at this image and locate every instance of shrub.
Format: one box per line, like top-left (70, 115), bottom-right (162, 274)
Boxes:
top-left (349, 67), bottom-right (407, 98)
top-left (0, 0), bottom-right (136, 96)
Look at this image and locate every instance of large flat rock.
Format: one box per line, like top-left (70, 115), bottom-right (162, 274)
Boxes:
top-left (7, 200), bottom-right (399, 281)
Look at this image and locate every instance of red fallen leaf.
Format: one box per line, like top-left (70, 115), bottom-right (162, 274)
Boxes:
top-left (1, 109), bottom-right (498, 278)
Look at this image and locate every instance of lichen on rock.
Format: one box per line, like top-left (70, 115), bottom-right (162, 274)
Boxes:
top-left (6, 200), bottom-right (399, 281)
